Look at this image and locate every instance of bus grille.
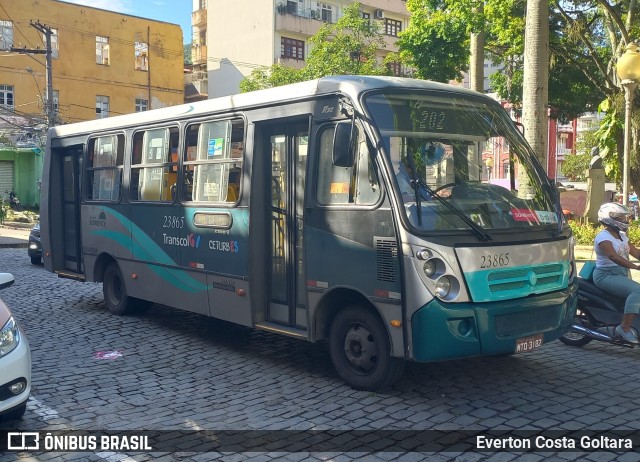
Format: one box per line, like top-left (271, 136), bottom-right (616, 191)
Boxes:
top-left (494, 305), bottom-right (560, 337)
top-left (375, 237), bottom-right (398, 282)
top-left (487, 264), bottom-right (563, 294)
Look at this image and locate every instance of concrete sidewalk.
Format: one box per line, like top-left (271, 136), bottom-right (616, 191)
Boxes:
top-left (0, 222), bottom-right (32, 248)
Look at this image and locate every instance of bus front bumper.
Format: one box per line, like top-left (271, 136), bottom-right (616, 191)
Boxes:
top-left (410, 281), bottom-right (578, 362)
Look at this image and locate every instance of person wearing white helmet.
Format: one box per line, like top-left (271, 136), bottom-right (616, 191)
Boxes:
top-left (593, 202), bottom-right (640, 343)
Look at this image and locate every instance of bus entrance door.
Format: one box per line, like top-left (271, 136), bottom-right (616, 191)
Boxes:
top-left (57, 146), bottom-right (83, 274)
top-left (265, 123), bottom-right (309, 330)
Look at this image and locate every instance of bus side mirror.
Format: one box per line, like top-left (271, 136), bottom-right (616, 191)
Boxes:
top-left (332, 122), bottom-right (356, 167)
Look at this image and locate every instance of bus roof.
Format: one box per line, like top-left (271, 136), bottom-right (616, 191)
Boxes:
top-left (48, 76), bottom-right (484, 138)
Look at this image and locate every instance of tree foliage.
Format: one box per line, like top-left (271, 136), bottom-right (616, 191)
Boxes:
top-left (184, 44), bottom-right (192, 65)
top-left (240, 3), bottom-right (390, 91)
top-left (561, 152), bottom-right (591, 181)
top-left (397, 0), bottom-right (471, 82)
top-left (239, 64), bottom-right (303, 93)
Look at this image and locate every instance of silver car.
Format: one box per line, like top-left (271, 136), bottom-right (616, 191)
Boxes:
top-left (0, 273), bottom-right (31, 420)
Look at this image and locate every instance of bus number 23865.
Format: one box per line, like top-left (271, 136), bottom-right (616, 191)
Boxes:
top-left (480, 253), bottom-right (510, 269)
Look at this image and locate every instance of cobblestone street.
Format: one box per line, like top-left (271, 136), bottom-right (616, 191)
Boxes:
top-left (1, 248), bottom-right (640, 461)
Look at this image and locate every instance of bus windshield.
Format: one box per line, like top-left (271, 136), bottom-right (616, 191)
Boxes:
top-left (365, 92), bottom-right (559, 234)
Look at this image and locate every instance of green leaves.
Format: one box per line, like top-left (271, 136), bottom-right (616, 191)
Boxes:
top-left (399, 0), bottom-right (471, 82)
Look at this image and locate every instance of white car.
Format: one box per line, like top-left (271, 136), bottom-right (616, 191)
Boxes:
top-left (0, 273), bottom-right (31, 420)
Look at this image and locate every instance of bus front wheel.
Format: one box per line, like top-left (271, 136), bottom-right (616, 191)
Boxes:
top-left (103, 263), bottom-right (136, 316)
top-left (329, 306), bottom-right (404, 391)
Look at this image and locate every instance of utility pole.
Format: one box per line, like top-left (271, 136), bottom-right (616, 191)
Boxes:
top-left (10, 21), bottom-right (56, 127)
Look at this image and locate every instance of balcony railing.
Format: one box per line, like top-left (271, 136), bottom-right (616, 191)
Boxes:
top-left (276, 4), bottom-right (329, 22)
top-left (191, 45), bottom-right (207, 65)
top-left (192, 9), bottom-right (207, 27)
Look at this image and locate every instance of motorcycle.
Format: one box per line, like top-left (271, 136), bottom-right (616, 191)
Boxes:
top-left (5, 190), bottom-right (22, 211)
top-left (560, 276), bottom-right (640, 348)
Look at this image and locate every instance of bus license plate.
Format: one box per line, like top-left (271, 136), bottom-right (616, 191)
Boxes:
top-left (515, 334), bottom-right (544, 353)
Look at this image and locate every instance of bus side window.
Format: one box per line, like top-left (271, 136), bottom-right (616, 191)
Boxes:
top-left (130, 132), bottom-right (144, 200)
top-left (184, 120), bottom-right (244, 204)
top-left (163, 128), bottom-right (179, 201)
top-left (183, 125), bottom-right (199, 202)
top-left (131, 127), bottom-right (177, 202)
top-left (86, 134), bottom-right (124, 201)
top-left (316, 125), bottom-right (380, 206)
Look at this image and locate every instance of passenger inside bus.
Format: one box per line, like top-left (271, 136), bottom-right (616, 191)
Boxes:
top-left (227, 169), bottom-right (240, 202)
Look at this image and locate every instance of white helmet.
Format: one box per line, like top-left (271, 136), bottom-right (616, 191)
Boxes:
top-left (598, 202), bottom-right (631, 231)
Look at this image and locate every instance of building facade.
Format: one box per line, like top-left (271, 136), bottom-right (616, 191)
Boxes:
top-left (187, 0), bottom-right (208, 102)
top-left (0, 0), bottom-right (185, 207)
top-left (203, 0), bottom-right (409, 98)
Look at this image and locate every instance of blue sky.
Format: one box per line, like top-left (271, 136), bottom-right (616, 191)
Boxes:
top-left (63, 0), bottom-right (192, 44)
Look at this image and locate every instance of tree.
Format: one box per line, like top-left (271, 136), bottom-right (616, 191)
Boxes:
top-left (561, 152), bottom-right (591, 181)
top-left (562, 128), bottom-right (614, 181)
top-left (239, 64), bottom-right (303, 92)
top-left (240, 3), bottom-right (390, 91)
top-left (184, 44), bottom-right (192, 66)
top-left (469, 1), bottom-right (485, 92)
top-left (398, 0), bottom-right (472, 82)
top-left (303, 3), bottom-right (389, 78)
top-left (521, 0), bottom-right (549, 172)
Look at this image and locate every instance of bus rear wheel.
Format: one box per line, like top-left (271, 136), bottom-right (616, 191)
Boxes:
top-left (103, 263), bottom-right (137, 316)
top-left (329, 306), bottom-right (404, 391)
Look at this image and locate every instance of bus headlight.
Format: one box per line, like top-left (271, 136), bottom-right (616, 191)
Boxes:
top-left (416, 249), bottom-right (431, 260)
top-left (435, 277), bottom-right (452, 298)
top-left (423, 260), bottom-right (436, 277)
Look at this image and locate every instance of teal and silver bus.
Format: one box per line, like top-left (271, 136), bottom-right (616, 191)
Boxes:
top-left (41, 76), bottom-right (577, 390)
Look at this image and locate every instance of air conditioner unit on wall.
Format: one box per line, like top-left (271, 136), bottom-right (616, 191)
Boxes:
top-left (374, 9), bottom-right (384, 19)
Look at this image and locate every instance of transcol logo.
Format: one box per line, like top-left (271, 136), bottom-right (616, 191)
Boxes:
top-left (187, 233), bottom-right (201, 248)
top-left (163, 233), bottom-right (201, 248)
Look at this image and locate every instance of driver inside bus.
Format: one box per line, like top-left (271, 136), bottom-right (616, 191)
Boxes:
top-left (396, 155), bottom-right (416, 203)
top-left (396, 142), bottom-right (447, 202)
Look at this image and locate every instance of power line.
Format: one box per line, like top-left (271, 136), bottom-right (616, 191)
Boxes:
top-left (0, 5), bottom-right (37, 48)
top-left (1, 14), bottom-right (184, 57)
top-left (45, 21), bottom-right (184, 57)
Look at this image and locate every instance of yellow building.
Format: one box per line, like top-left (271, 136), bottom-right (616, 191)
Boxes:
top-left (0, 0), bottom-right (184, 206)
top-left (0, 0), bottom-right (184, 124)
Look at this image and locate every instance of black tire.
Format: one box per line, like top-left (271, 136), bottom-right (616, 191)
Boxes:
top-left (329, 306), bottom-right (405, 391)
top-left (30, 256), bottom-right (41, 265)
top-left (1, 402), bottom-right (26, 421)
top-left (559, 309), bottom-right (593, 347)
top-left (103, 262), bottom-right (136, 315)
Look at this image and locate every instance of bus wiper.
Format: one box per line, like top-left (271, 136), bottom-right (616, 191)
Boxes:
top-left (412, 179), bottom-right (492, 242)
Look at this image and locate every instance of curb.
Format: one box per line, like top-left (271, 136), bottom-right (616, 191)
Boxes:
top-left (0, 223), bottom-right (35, 230)
top-left (0, 243), bottom-right (28, 249)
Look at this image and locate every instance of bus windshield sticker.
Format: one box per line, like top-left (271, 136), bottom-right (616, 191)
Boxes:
top-left (208, 138), bottom-right (224, 157)
top-left (193, 212), bottom-right (232, 229)
top-left (536, 211), bottom-right (558, 224)
top-left (511, 209), bottom-right (539, 223)
top-left (330, 182), bottom-right (349, 194)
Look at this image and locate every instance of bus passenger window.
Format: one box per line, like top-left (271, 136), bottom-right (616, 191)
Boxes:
top-left (182, 125), bottom-right (199, 202)
top-left (130, 127), bottom-right (178, 202)
top-left (183, 119), bottom-right (244, 204)
top-left (86, 134), bottom-right (124, 201)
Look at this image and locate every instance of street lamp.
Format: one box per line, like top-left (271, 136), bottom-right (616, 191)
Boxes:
top-left (25, 67), bottom-right (43, 104)
top-left (616, 42), bottom-right (640, 206)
